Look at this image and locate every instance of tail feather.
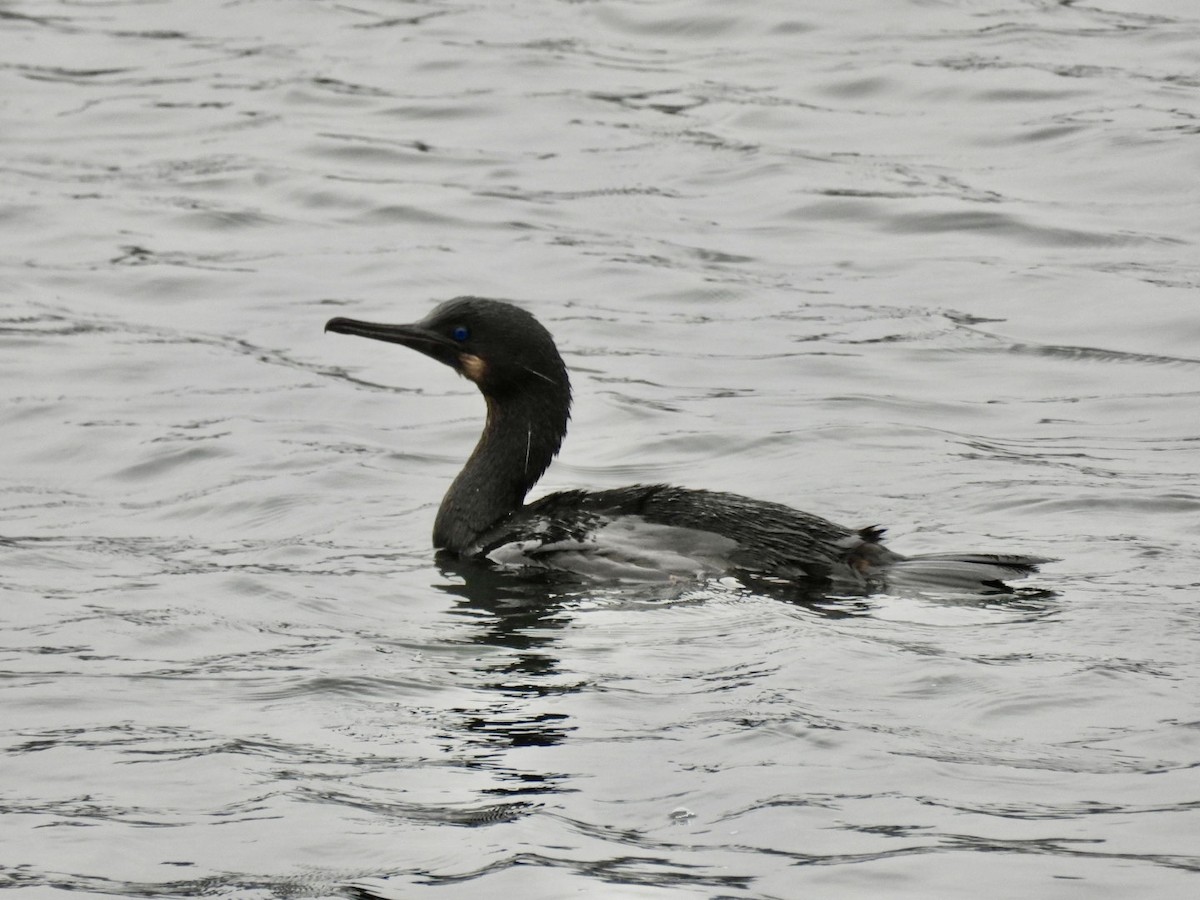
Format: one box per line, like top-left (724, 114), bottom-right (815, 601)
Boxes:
top-left (885, 552), bottom-right (1055, 592)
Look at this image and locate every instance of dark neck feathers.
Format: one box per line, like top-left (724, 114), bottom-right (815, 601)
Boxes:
top-left (433, 379), bottom-right (570, 553)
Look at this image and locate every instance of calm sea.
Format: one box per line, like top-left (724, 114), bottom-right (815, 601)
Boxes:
top-left (3, 1), bottom-right (1198, 897)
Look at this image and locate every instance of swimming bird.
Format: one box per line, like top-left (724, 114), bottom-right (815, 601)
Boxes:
top-left (325, 297), bottom-right (1050, 592)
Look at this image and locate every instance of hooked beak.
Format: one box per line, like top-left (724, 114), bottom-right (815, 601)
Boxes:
top-left (325, 316), bottom-right (458, 369)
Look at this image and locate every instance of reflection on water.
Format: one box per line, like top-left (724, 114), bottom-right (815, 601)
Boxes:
top-left (437, 560), bottom-right (581, 755)
top-left (4, 0), bottom-right (1200, 897)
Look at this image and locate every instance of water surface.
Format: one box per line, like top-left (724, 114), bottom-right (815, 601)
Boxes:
top-left (3, 1), bottom-right (1199, 897)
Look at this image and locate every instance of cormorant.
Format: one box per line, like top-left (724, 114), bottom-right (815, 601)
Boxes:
top-left (326, 297), bottom-right (1050, 591)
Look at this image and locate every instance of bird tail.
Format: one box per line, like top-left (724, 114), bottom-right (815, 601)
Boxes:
top-left (884, 552), bottom-right (1054, 592)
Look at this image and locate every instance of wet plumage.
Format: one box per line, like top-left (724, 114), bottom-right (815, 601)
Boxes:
top-left (326, 297), bottom-right (1051, 592)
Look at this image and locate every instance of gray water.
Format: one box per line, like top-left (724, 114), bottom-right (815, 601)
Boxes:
top-left (3, 1), bottom-right (1199, 897)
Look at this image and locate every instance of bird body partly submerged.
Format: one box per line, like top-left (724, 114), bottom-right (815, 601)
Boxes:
top-left (326, 297), bottom-right (1050, 592)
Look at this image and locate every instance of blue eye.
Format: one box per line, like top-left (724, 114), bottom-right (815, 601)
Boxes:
top-left (451, 325), bottom-right (470, 342)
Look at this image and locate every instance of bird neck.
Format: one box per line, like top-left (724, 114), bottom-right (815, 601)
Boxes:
top-left (433, 384), bottom-right (569, 553)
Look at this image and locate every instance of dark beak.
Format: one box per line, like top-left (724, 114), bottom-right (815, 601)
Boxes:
top-left (325, 316), bottom-right (458, 368)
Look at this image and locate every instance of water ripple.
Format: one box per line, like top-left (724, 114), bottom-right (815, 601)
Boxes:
top-left (4, 0), bottom-right (1200, 897)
